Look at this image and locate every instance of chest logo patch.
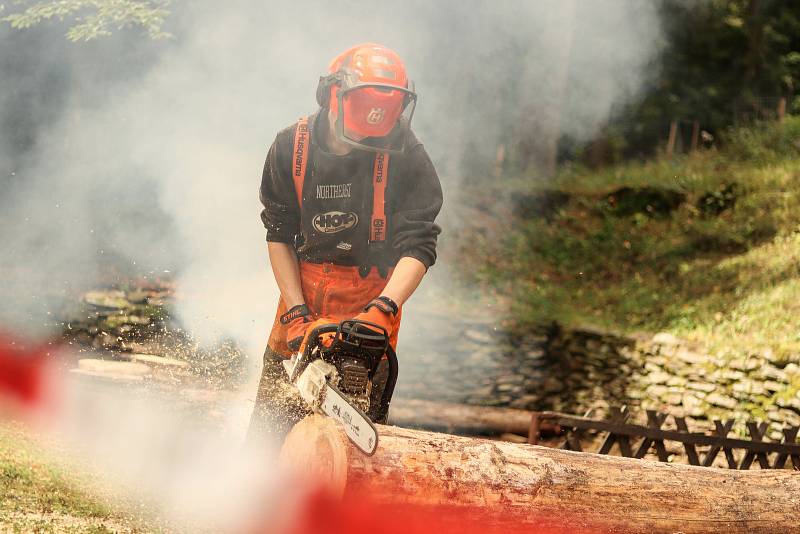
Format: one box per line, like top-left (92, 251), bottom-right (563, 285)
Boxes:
top-left (313, 211), bottom-right (358, 234)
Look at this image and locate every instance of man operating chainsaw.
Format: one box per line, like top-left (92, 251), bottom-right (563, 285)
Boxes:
top-left (248, 43), bottom-right (442, 446)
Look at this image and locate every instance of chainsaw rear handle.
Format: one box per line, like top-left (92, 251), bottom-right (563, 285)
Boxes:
top-left (335, 319), bottom-right (398, 423)
top-left (374, 344), bottom-right (398, 424)
top-left (334, 319), bottom-right (398, 422)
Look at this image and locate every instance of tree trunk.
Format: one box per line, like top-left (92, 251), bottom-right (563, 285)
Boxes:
top-left (745, 0), bottom-right (763, 87)
top-left (388, 399), bottom-right (532, 436)
top-left (515, 0), bottom-right (576, 177)
top-left (281, 415), bottom-right (800, 534)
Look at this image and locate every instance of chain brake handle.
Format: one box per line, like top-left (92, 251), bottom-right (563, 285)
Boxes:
top-left (288, 323), bottom-right (339, 383)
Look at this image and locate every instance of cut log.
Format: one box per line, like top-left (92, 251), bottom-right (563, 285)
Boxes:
top-left (281, 415), bottom-right (800, 534)
top-left (388, 398), bottom-right (532, 436)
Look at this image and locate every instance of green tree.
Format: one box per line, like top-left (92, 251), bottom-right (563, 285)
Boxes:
top-left (1, 0), bottom-right (172, 41)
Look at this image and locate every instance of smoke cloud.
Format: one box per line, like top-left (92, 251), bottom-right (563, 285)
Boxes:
top-left (1, 1), bottom-right (662, 351)
top-left (0, 0), bottom-right (666, 527)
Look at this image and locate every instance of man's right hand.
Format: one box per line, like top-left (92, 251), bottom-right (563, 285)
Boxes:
top-left (280, 304), bottom-right (313, 351)
top-left (296, 318), bottom-right (339, 355)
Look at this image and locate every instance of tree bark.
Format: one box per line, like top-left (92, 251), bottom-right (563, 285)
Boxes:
top-left (388, 399), bottom-right (532, 436)
top-left (281, 415), bottom-right (800, 534)
top-left (514, 0), bottom-right (576, 177)
top-left (745, 0), bottom-right (763, 87)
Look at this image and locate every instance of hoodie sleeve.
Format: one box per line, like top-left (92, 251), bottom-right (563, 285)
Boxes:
top-left (389, 143), bottom-right (443, 269)
top-left (259, 128), bottom-right (300, 244)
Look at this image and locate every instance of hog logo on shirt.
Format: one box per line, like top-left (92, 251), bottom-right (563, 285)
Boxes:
top-left (313, 211), bottom-right (358, 234)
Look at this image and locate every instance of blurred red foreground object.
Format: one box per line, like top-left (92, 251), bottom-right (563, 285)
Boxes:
top-left (277, 485), bottom-right (592, 534)
top-left (0, 333), bottom-right (52, 410)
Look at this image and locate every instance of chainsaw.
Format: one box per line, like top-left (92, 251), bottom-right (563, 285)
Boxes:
top-left (282, 319), bottom-right (398, 455)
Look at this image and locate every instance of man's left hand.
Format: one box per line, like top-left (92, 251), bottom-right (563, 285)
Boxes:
top-left (353, 296), bottom-right (398, 336)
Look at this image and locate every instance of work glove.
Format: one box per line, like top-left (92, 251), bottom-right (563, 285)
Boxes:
top-left (354, 296), bottom-right (398, 337)
top-left (281, 304), bottom-right (313, 352)
top-left (297, 318), bottom-right (339, 354)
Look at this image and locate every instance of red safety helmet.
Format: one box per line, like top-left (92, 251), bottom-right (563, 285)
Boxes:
top-left (316, 43), bottom-right (417, 154)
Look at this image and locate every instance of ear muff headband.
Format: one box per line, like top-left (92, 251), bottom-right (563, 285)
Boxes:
top-left (316, 70), bottom-right (414, 109)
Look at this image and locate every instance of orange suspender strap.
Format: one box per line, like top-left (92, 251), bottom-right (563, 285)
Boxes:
top-left (370, 152), bottom-right (390, 242)
top-left (291, 117), bottom-right (310, 208)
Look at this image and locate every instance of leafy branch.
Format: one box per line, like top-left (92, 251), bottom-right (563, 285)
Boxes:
top-left (1, 0), bottom-right (173, 41)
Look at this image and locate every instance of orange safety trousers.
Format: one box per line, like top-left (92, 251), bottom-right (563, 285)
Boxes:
top-left (266, 262), bottom-right (401, 357)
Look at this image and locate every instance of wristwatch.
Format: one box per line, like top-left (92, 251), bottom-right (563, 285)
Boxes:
top-left (364, 296), bottom-right (399, 316)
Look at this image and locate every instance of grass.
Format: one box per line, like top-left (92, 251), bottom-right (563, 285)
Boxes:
top-left (459, 116), bottom-right (800, 363)
top-left (0, 420), bottom-right (155, 533)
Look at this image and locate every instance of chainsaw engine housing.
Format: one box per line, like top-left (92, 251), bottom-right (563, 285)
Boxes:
top-left (319, 320), bottom-right (387, 413)
top-left (289, 319), bottom-right (398, 423)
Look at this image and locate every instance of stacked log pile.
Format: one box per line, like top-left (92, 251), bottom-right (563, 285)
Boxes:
top-left (58, 282), bottom-right (245, 384)
top-left (60, 282), bottom-right (176, 353)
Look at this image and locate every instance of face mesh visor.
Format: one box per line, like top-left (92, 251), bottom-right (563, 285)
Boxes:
top-left (335, 83), bottom-right (417, 154)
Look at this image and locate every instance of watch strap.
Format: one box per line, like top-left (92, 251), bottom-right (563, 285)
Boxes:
top-left (364, 296), bottom-right (399, 316)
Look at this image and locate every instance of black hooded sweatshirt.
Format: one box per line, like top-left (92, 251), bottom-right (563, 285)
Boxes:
top-left (259, 111), bottom-right (443, 271)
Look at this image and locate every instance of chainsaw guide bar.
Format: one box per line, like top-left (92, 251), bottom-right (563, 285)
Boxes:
top-left (284, 357), bottom-right (379, 455)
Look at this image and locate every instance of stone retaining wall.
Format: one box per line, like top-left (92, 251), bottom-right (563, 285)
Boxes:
top-left (547, 325), bottom-right (800, 439)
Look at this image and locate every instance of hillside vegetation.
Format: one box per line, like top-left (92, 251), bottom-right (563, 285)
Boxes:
top-left (461, 117), bottom-right (800, 363)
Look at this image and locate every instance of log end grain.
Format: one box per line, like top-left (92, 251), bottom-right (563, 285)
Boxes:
top-left (280, 415), bottom-right (349, 496)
